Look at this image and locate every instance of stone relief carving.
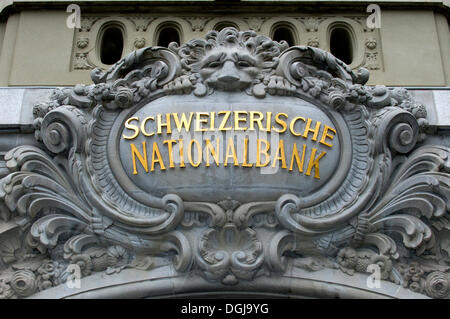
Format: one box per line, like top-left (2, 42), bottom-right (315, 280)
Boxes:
top-left (1, 27), bottom-right (449, 299)
top-left (80, 17), bottom-right (101, 32)
top-left (73, 53), bottom-right (95, 70)
top-left (76, 37), bottom-right (89, 49)
top-left (134, 37), bottom-right (146, 49)
top-left (364, 38), bottom-right (380, 70)
top-left (364, 52), bottom-right (380, 70)
top-left (365, 38), bottom-right (377, 50)
top-left (71, 15), bottom-right (383, 72)
top-left (351, 16), bottom-right (376, 33)
top-left (127, 16), bottom-right (155, 32)
top-left (183, 17), bottom-right (213, 32)
top-left (243, 17), bottom-right (267, 32)
top-left (307, 37), bottom-right (319, 48)
top-left (297, 17), bottom-right (324, 32)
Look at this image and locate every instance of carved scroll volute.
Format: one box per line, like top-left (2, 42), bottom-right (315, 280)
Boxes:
top-left (371, 107), bottom-right (419, 155)
top-left (267, 230), bottom-right (295, 272)
top-left (91, 47), bottom-right (182, 86)
top-left (38, 106), bottom-right (88, 154)
top-left (276, 46), bottom-right (368, 88)
top-left (1, 45), bottom-right (190, 262)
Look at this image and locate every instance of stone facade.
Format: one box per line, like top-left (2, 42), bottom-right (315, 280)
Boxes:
top-left (0, 1), bottom-right (449, 86)
top-left (0, 1), bottom-right (449, 299)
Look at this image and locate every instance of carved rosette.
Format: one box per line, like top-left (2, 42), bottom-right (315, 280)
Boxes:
top-left (0, 28), bottom-right (448, 299)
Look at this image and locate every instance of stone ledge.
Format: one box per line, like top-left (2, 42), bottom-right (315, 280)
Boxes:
top-left (1, 0), bottom-right (449, 18)
top-left (0, 87), bottom-right (448, 127)
top-left (28, 264), bottom-right (429, 299)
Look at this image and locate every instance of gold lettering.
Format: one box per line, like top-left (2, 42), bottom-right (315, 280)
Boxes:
top-left (273, 113), bottom-right (288, 133)
top-left (151, 142), bottom-right (166, 171)
top-left (234, 111), bottom-right (248, 131)
top-left (205, 138), bottom-right (220, 167)
top-left (130, 142), bottom-right (148, 174)
top-left (224, 138), bottom-right (239, 166)
top-left (289, 143), bottom-right (306, 172)
top-left (271, 140), bottom-right (287, 169)
top-left (195, 112), bottom-right (209, 132)
top-left (178, 139), bottom-right (185, 168)
top-left (188, 139), bottom-right (202, 167)
top-left (173, 112), bottom-right (193, 132)
top-left (256, 139), bottom-right (270, 167)
top-left (249, 111), bottom-right (264, 131)
top-left (218, 111), bottom-right (232, 131)
top-left (209, 112), bottom-right (216, 131)
top-left (163, 139), bottom-right (177, 168)
top-left (123, 117), bottom-right (140, 140)
top-left (289, 117), bottom-right (306, 136)
top-left (141, 116), bottom-right (155, 137)
top-left (265, 112), bottom-right (272, 132)
top-left (125, 112), bottom-right (332, 177)
top-left (319, 125), bottom-right (336, 147)
top-left (306, 148), bottom-right (326, 179)
top-left (303, 118), bottom-right (321, 141)
top-left (157, 113), bottom-right (172, 135)
top-left (242, 137), bottom-right (253, 167)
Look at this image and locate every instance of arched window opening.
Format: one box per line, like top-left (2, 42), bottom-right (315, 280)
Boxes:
top-left (272, 27), bottom-right (295, 46)
top-left (100, 26), bottom-right (123, 65)
top-left (214, 22), bottom-right (239, 32)
top-left (157, 27), bottom-right (180, 47)
top-left (330, 28), bottom-right (353, 65)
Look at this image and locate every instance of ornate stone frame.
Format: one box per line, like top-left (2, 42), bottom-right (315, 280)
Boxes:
top-left (0, 28), bottom-right (449, 299)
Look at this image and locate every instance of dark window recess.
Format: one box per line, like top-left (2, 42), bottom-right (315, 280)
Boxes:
top-left (273, 27), bottom-right (295, 46)
top-left (157, 27), bottom-right (180, 47)
top-left (100, 27), bottom-right (123, 65)
top-left (330, 28), bottom-right (353, 64)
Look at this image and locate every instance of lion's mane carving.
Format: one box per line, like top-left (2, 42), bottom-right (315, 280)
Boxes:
top-left (168, 28), bottom-right (288, 96)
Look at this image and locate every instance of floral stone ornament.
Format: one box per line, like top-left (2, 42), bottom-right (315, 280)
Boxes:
top-left (0, 28), bottom-right (449, 298)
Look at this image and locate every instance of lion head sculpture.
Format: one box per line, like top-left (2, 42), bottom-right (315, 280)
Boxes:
top-left (168, 28), bottom-right (289, 95)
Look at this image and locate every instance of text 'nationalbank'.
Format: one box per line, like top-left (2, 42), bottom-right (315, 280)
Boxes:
top-left (122, 110), bottom-right (337, 179)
